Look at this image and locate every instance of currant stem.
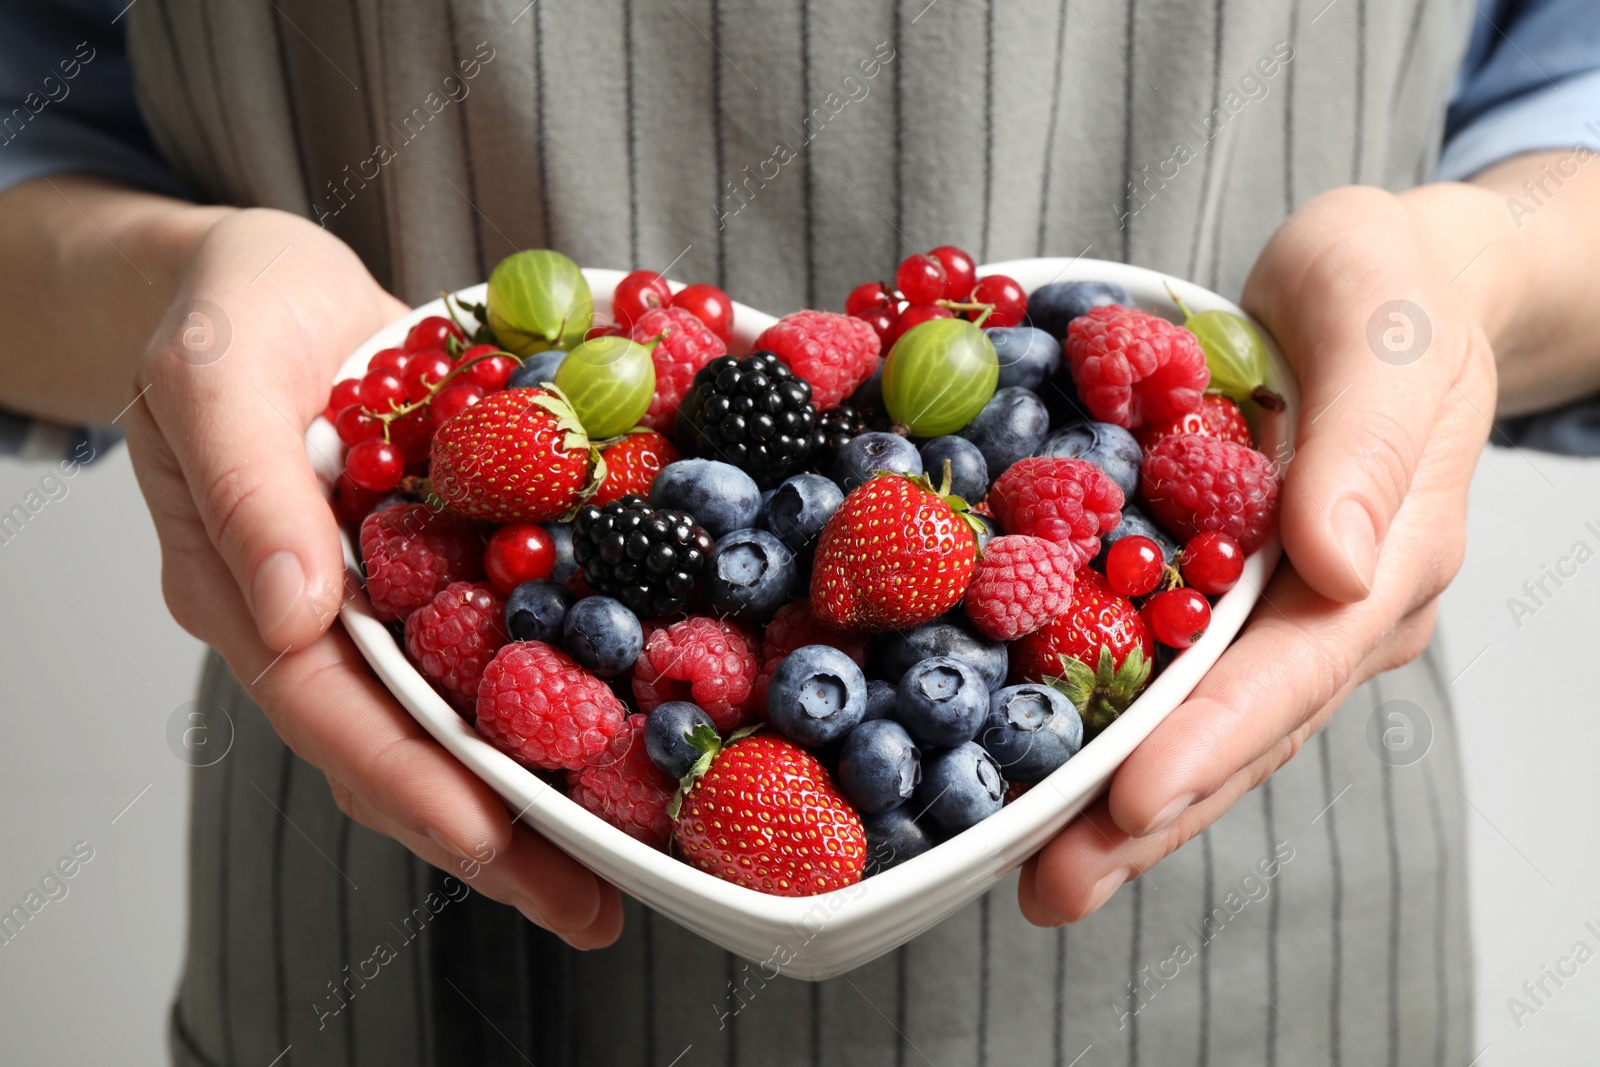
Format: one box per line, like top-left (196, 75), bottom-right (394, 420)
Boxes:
top-left (370, 349), bottom-right (522, 427)
top-left (936, 298), bottom-right (997, 328)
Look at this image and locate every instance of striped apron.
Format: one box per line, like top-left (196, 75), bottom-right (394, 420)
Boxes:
top-left (128, 1), bottom-right (1479, 1063)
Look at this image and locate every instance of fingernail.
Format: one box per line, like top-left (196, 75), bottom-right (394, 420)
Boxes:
top-left (427, 826), bottom-right (470, 861)
top-left (1142, 792), bottom-right (1196, 836)
top-left (252, 551), bottom-right (307, 638)
top-left (512, 894), bottom-right (549, 930)
top-left (1333, 498), bottom-right (1377, 595)
top-left (1083, 869), bottom-right (1128, 918)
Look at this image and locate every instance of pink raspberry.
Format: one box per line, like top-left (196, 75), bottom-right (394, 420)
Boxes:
top-left (1066, 306), bottom-right (1209, 428)
top-left (360, 503), bottom-right (484, 622)
top-left (1142, 433), bottom-right (1280, 554)
top-left (631, 306), bottom-right (727, 431)
top-left (569, 715), bottom-right (676, 849)
top-left (962, 535), bottom-right (1077, 640)
top-left (475, 642), bottom-right (627, 771)
top-left (752, 310), bottom-right (881, 410)
top-left (631, 616), bottom-right (759, 732)
top-left (750, 600), bottom-right (870, 711)
top-left (989, 457), bottom-right (1125, 570)
top-left (404, 581), bottom-right (508, 713)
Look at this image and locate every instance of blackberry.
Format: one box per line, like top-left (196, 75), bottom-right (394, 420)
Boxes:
top-left (675, 351), bottom-right (819, 488)
top-left (815, 403), bottom-right (865, 453)
top-left (571, 496), bottom-right (715, 618)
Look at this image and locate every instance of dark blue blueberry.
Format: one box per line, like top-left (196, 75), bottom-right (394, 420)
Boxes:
top-left (916, 743), bottom-right (1005, 834)
top-left (705, 528), bottom-right (796, 622)
top-left (848, 362), bottom-right (885, 415)
top-left (766, 645), bottom-right (868, 747)
top-left (862, 678), bottom-right (898, 721)
top-left (560, 596), bottom-right (643, 678)
top-left (761, 473), bottom-right (844, 556)
top-left (838, 719), bottom-right (921, 813)
top-left (961, 387), bottom-right (1051, 481)
top-left (869, 617), bottom-right (1008, 690)
top-left (1036, 419), bottom-right (1142, 498)
top-left (649, 458), bottom-right (762, 538)
top-left (505, 350), bottom-right (567, 390)
top-left (504, 579), bottom-right (574, 643)
top-left (368, 492), bottom-right (414, 518)
top-left (1096, 504), bottom-right (1179, 567)
top-left (540, 521), bottom-right (578, 583)
top-left (895, 656), bottom-right (989, 748)
top-left (862, 806), bottom-right (938, 875)
top-left (1040, 370), bottom-right (1092, 428)
top-left (970, 513), bottom-right (998, 552)
top-left (918, 436), bottom-right (988, 504)
top-left (831, 431), bottom-right (922, 494)
top-left (987, 326), bottom-right (1062, 391)
top-left (645, 701), bottom-right (717, 780)
top-left (1026, 280), bottom-right (1132, 340)
top-left (978, 684), bottom-right (1083, 783)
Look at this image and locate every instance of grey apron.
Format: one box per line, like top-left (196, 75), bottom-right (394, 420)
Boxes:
top-left (128, 1), bottom-right (1478, 1063)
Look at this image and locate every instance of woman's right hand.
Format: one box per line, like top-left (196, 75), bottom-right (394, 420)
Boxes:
top-left (123, 207), bottom-right (622, 947)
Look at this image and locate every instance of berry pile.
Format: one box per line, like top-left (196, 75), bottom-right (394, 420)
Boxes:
top-left (327, 244), bottom-right (1285, 897)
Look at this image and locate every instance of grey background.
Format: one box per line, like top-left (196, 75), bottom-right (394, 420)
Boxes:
top-left (0, 442), bottom-right (1593, 1065)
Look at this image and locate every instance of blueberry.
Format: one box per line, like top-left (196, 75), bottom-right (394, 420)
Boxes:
top-left (761, 473), bottom-right (844, 556)
top-left (645, 701), bottom-right (717, 780)
top-left (862, 805), bottom-right (937, 875)
top-left (895, 656), bottom-right (989, 748)
top-left (705, 528), bottom-right (795, 622)
top-left (541, 521), bottom-right (578, 583)
top-left (1036, 419), bottom-right (1142, 498)
top-left (918, 436), bottom-right (988, 503)
top-left (506, 350), bottom-right (567, 390)
top-left (862, 678), bottom-right (898, 721)
top-left (916, 742), bottom-right (1005, 834)
top-left (838, 719), bottom-right (921, 813)
top-left (1040, 370), bottom-right (1092, 428)
top-left (1026, 280), bottom-right (1132, 339)
top-left (649, 458), bottom-right (762, 538)
top-left (1096, 504), bottom-right (1179, 567)
top-left (970, 513), bottom-right (998, 552)
top-left (832, 431), bottom-right (922, 494)
top-left (561, 596), bottom-right (643, 677)
top-left (848, 362), bottom-right (885, 415)
top-left (504, 579), bottom-right (574, 643)
top-left (979, 684), bottom-right (1083, 783)
top-left (870, 617), bottom-right (1008, 690)
top-left (961, 387), bottom-right (1051, 481)
top-left (986, 326), bottom-right (1062, 391)
top-left (766, 645), bottom-right (868, 747)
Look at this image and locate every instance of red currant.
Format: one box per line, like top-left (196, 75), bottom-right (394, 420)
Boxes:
top-left (346, 439), bottom-right (405, 491)
top-left (670, 283), bottom-right (735, 343)
top-left (1142, 588), bottom-right (1212, 649)
top-left (431, 381), bottom-right (486, 425)
top-left (388, 407), bottom-right (436, 465)
top-left (402, 350), bottom-right (454, 401)
top-left (929, 245), bottom-right (977, 302)
top-left (852, 304), bottom-right (899, 349)
top-left (1180, 532), bottom-right (1245, 596)
top-left (331, 475), bottom-right (387, 530)
top-left (366, 346), bottom-right (411, 375)
top-left (612, 271), bottom-right (672, 331)
top-left (484, 522), bottom-right (557, 595)
top-left (895, 254), bottom-right (947, 305)
top-left (465, 354), bottom-right (517, 391)
top-left (1105, 535), bottom-right (1165, 597)
top-left (889, 303), bottom-right (954, 346)
top-left (358, 370), bottom-right (406, 412)
top-left (404, 315), bottom-right (463, 352)
top-left (323, 378), bottom-right (362, 423)
top-left (845, 281), bottom-right (891, 317)
top-left (970, 274), bottom-right (1028, 329)
top-left (454, 342), bottom-right (499, 367)
top-left (334, 404), bottom-right (383, 446)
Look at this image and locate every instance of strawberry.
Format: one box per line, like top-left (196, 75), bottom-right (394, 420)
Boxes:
top-left (1008, 569), bottom-right (1153, 735)
top-left (809, 471), bottom-right (982, 632)
top-left (671, 728), bottom-right (867, 896)
top-left (429, 387), bottom-right (600, 522)
top-left (591, 429), bottom-right (681, 506)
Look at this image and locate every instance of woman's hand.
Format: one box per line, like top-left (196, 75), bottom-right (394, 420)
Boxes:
top-left (122, 207), bottom-right (622, 947)
top-left (1020, 184), bottom-right (1501, 923)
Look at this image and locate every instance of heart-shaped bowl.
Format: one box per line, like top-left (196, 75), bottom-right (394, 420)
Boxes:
top-left (308, 258), bottom-right (1297, 980)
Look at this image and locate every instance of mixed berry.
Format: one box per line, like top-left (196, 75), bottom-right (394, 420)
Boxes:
top-left (326, 246), bottom-right (1285, 898)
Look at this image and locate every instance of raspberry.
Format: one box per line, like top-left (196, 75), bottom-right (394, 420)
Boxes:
top-left (592, 430), bottom-right (682, 506)
top-left (1066, 306), bottom-right (1209, 428)
top-left (962, 535), bottom-right (1077, 641)
top-left (750, 600), bottom-right (869, 710)
top-left (1142, 433), bottom-right (1280, 554)
top-left (404, 582), bottom-right (508, 712)
top-left (631, 306), bottom-right (728, 431)
top-left (475, 642), bottom-right (628, 771)
top-left (360, 504), bottom-right (484, 622)
top-left (988, 457), bottom-right (1125, 570)
top-left (631, 616), bottom-right (760, 732)
top-left (569, 715), bottom-right (675, 849)
top-left (752, 310), bottom-right (881, 410)
top-left (1133, 394), bottom-right (1254, 451)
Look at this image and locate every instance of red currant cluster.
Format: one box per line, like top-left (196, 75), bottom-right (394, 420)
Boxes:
top-left (844, 245), bottom-right (1028, 349)
top-left (586, 272), bottom-right (735, 344)
top-left (1103, 530), bottom-right (1245, 649)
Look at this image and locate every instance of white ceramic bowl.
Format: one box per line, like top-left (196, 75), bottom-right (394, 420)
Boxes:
top-left (307, 259), bottom-right (1297, 980)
